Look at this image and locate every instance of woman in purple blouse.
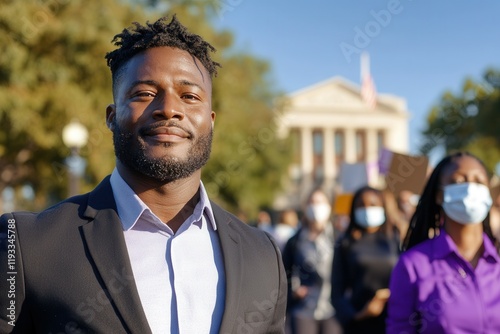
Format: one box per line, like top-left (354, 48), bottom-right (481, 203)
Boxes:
top-left (387, 151), bottom-right (500, 333)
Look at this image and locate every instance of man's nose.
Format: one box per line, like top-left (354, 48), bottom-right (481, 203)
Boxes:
top-left (151, 95), bottom-right (184, 120)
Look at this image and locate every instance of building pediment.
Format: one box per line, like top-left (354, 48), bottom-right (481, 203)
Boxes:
top-left (288, 76), bottom-right (406, 113)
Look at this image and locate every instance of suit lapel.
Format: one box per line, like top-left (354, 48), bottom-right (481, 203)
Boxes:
top-left (212, 203), bottom-right (244, 334)
top-left (81, 177), bottom-right (151, 334)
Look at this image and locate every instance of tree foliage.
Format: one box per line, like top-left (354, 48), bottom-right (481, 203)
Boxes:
top-left (421, 68), bottom-right (500, 173)
top-left (0, 0), bottom-right (142, 209)
top-left (0, 0), bottom-right (291, 217)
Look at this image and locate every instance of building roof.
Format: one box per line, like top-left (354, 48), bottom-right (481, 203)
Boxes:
top-left (287, 76), bottom-right (408, 115)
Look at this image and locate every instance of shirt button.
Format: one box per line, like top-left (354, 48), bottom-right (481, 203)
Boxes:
top-left (458, 267), bottom-right (467, 278)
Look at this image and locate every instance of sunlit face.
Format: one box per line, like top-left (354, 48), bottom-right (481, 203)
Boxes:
top-left (437, 156), bottom-right (489, 205)
top-left (106, 46), bottom-right (216, 183)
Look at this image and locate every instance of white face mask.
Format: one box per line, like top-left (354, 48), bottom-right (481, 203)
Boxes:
top-left (442, 182), bottom-right (492, 225)
top-left (354, 206), bottom-right (385, 228)
top-left (305, 203), bottom-right (331, 227)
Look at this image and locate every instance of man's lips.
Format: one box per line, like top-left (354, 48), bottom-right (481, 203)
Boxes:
top-left (143, 126), bottom-right (190, 142)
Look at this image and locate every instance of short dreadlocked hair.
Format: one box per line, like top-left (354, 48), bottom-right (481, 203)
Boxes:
top-left (105, 15), bottom-right (220, 93)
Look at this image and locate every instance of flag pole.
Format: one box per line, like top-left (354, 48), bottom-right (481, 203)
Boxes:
top-left (360, 52), bottom-right (377, 109)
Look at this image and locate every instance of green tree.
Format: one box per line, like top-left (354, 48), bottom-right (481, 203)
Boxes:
top-left (421, 68), bottom-right (500, 172)
top-left (0, 0), bottom-right (291, 216)
top-left (0, 0), bottom-right (144, 209)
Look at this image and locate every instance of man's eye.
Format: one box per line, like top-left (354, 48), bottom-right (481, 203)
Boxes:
top-left (182, 94), bottom-right (199, 100)
top-left (136, 92), bottom-right (155, 97)
top-left (130, 91), bottom-right (156, 99)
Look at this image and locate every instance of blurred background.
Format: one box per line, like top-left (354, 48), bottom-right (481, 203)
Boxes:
top-left (1, 0), bottom-right (499, 222)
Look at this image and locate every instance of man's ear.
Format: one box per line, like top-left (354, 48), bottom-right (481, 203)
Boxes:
top-left (211, 111), bottom-right (216, 129)
top-left (106, 104), bottom-right (116, 131)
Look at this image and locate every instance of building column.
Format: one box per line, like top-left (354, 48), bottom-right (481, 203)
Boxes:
top-left (344, 127), bottom-right (356, 163)
top-left (300, 127), bottom-right (313, 177)
top-left (299, 127), bottom-right (314, 201)
top-left (323, 127), bottom-right (335, 180)
top-left (366, 128), bottom-right (378, 163)
top-left (366, 128), bottom-right (379, 186)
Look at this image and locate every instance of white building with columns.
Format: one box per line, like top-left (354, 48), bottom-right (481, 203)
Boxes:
top-left (274, 76), bottom-right (410, 209)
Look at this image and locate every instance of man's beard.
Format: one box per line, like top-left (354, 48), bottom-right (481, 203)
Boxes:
top-left (112, 120), bottom-right (212, 183)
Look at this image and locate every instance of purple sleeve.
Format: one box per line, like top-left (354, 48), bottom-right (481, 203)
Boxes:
top-left (386, 254), bottom-right (419, 334)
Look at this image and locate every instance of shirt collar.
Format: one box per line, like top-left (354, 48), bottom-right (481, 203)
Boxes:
top-left (482, 233), bottom-right (500, 263)
top-left (192, 179), bottom-right (217, 231)
top-left (433, 228), bottom-right (500, 263)
top-left (109, 168), bottom-right (217, 232)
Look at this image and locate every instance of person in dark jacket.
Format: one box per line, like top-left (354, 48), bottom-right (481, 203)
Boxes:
top-left (331, 186), bottom-right (400, 334)
top-left (283, 188), bottom-right (342, 334)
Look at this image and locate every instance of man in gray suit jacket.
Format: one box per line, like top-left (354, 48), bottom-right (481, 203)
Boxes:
top-left (0, 15), bottom-right (287, 333)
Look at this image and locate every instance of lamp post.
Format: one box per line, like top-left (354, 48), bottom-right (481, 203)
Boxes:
top-left (62, 120), bottom-right (89, 197)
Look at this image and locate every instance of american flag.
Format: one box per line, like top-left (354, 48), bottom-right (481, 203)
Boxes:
top-left (360, 52), bottom-right (377, 109)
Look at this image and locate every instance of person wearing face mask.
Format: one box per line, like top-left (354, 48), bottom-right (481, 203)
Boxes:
top-left (282, 189), bottom-right (343, 334)
top-left (331, 186), bottom-right (400, 334)
top-left (387, 151), bottom-right (500, 334)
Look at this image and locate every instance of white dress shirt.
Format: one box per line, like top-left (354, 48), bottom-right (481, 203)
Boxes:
top-left (110, 169), bottom-right (226, 334)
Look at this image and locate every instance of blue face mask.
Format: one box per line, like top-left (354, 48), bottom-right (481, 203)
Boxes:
top-left (442, 182), bottom-right (492, 225)
top-left (354, 206), bottom-right (385, 228)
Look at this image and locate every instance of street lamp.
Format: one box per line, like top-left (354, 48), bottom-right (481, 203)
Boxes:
top-left (62, 120), bottom-right (89, 197)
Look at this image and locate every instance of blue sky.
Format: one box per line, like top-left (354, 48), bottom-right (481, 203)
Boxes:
top-left (211, 0), bottom-right (500, 163)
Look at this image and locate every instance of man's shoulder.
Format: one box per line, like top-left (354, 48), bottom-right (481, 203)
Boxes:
top-left (0, 211), bottom-right (37, 235)
top-left (0, 193), bottom-right (89, 229)
top-left (3, 175), bottom-right (116, 231)
top-left (1, 176), bottom-right (113, 228)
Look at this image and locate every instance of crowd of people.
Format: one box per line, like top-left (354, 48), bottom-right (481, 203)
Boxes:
top-left (258, 151), bottom-right (500, 334)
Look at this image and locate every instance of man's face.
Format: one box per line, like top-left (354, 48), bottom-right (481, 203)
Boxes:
top-left (106, 46), bottom-right (216, 183)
